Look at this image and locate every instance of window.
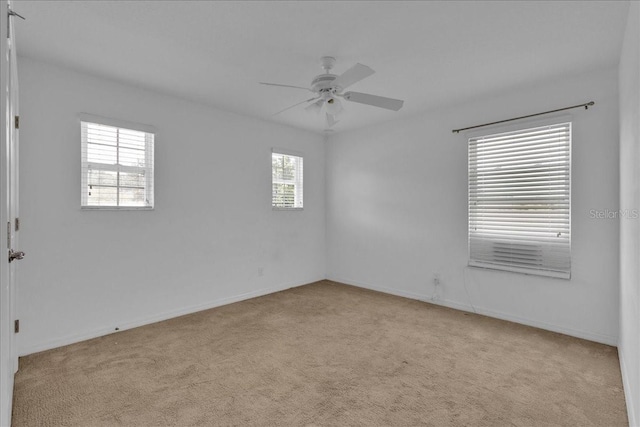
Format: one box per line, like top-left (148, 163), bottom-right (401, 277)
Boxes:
top-left (468, 122), bottom-right (571, 279)
top-left (272, 150), bottom-right (303, 209)
top-left (81, 117), bottom-right (154, 209)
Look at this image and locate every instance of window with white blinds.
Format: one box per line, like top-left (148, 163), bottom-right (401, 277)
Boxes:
top-left (81, 120), bottom-right (154, 209)
top-left (468, 122), bottom-right (571, 279)
top-left (272, 151), bottom-right (303, 209)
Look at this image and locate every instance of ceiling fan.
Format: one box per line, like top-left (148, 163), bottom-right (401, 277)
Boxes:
top-left (260, 56), bottom-right (404, 129)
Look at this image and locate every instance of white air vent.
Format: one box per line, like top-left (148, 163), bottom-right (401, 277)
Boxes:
top-left (492, 241), bottom-right (543, 267)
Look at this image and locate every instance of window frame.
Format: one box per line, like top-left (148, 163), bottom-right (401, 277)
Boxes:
top-left (79, 113), bottom-right (155, 210)
top-left (271, 148), bottom-right (304, 210)
top-left (466, 116), bottom-right (572, 279)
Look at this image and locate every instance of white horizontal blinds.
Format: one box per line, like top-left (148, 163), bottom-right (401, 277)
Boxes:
top-left (272, 152), bottom-right (303, 208)
top-left (468, 122), bottom-right (571, 278)
top-left (81, 121), bottom-right (154, 208)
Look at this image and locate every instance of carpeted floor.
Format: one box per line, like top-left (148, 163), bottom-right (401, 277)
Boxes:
top-left (12, 281), bottom-right (627, 426)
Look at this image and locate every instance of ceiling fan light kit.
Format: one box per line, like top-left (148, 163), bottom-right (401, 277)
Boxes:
top-left (325, 97), bottom-right (343, 115)
top-left (260, 56), bottom-right (404, 129)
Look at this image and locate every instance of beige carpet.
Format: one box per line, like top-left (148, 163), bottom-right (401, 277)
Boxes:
top-left (12, 281), bottom-right (627, 426)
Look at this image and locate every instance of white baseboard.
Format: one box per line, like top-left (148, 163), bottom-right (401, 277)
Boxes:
top-left (21, 275), bottom-right (618, 354)
top-left (328, 276), bottom-right (618, 347)
top-left (19, 277), bottom-right (324, 357)
top-left (619, 347), bottom-right (638, 427)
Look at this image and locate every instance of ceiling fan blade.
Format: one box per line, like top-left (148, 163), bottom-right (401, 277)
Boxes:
top-left (333, 63), bottom-right (375, 90)
top-left (305, 99), bottom-right (324, 114)
top-left (273, 97), bottom-right (319, 116)
top-left (260, 82), bottom-right (312, 92)
top-left (343, 91), bottom-right (404, 111)
top-left (326, 113), bottom-right (339, 128)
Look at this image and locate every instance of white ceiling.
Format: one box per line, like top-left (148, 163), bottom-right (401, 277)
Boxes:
top-left (13, 0), bottom-right (630, 134)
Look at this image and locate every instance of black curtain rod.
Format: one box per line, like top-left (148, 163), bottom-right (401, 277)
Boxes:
top-left (452, 101), bottom-right (595, 134)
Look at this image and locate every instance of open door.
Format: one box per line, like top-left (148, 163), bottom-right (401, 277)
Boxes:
top-left (1, 0), bottom-right (23, 424)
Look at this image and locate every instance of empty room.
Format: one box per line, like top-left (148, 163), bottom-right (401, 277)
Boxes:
top-left (0, 0), bottom-right (638, 426)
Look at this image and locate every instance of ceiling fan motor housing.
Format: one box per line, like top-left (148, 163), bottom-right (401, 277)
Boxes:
top-left (311, 74), bottom-right (340, 95)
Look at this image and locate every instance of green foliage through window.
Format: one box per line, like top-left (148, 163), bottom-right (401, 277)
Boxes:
top-left (272, 152), bottom-right (303, 208)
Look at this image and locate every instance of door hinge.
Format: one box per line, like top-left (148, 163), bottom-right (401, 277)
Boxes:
top-left (14, 319), bottom-right (19, 334)
top-left (15, 217), bottom-right (19, 232)
top-left (14, 116), bottom-right (19, 129)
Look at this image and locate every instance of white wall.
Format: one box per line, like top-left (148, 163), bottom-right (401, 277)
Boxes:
top-left (16, 57), bottom-right (326, 355)
top-left (619, 2), bottom-right (640, 425)
top-left (327, 67), bottom-right (620, 346)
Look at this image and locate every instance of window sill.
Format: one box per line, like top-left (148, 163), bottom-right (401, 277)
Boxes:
top-left (467, 261), bottom-right (570, 280)
top-left (272, 207), bottom-right (304, 211)
top-left (81, 206), bottom-right (154, 211)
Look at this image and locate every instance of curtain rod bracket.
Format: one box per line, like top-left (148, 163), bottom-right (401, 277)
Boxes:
top-left (452, 101), bottom-right (595, 134)
top-left (8, 9), bottom-right (26, 20)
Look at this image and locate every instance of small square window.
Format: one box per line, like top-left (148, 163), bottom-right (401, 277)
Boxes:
top-left (81, 119), bottom-right (154, 209)
top-left (272, 151), bottom-right (303, 209)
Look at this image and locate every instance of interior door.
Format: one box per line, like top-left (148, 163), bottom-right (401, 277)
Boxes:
top-left (7, 0), bottom-right (21, 374)
top-left (0, 1), bottom-right (22, 424)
